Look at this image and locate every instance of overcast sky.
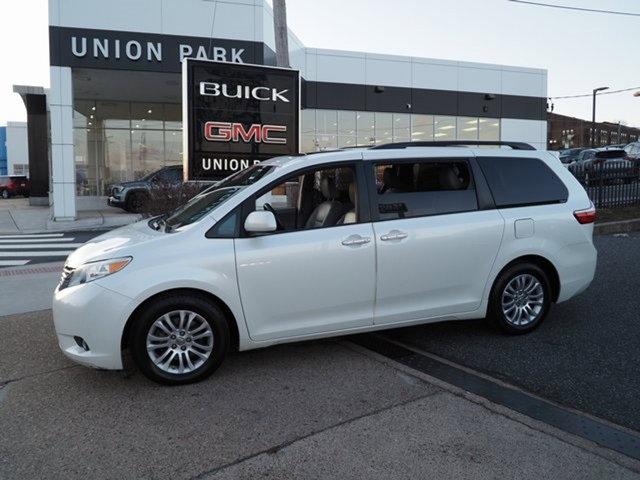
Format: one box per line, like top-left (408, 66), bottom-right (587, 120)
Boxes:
top-left (0, 0), bottom-right (638, 127)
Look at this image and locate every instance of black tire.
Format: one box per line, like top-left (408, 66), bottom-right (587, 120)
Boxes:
top-left (125, 191), bottom-right (148, 213)
top-left (130, 293), bottom-right (230, 385)
top-left (1, 190), bottom-right (9, 199)
top-left (487, 262), bottom-right (551, 335)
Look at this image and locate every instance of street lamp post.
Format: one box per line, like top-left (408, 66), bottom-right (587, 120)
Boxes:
top-left (591, 86), bottom-right (609, 147)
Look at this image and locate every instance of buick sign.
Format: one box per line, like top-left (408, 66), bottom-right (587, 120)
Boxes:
top-left (183, 59), bottom-right (300, 181)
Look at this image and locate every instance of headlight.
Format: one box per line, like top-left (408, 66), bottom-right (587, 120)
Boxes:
top-left (62, 257), bottom-right (132, 290)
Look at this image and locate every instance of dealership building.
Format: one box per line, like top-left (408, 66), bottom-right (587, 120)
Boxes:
top-left (36, 0), bottom-right (548, 220)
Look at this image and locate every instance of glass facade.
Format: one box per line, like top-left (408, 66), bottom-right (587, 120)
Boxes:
top-left (300, 110), bottom-right (500, 152)
top-left (73, 102), bottom-right (501, 196)
top-left (73, 100), bottom-right (182, 196)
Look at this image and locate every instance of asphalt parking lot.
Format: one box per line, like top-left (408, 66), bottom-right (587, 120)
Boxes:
top-left (1, 310), bottom-right (638, 480)
top-left (383, 232), bottom-right (640, 431)
top-left (1, 233), bottom-right (640, 479)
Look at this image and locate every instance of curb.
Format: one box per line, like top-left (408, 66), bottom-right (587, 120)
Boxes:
top-left (595, 218), bottom-right (640, 235)
top-left (44, 212), bottom-right (142, 233)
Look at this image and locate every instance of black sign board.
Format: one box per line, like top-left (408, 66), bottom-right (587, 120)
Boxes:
top-left (49, 26), bottom-right (273, 73)
top-left (183, 59), bottom-right (300, 181)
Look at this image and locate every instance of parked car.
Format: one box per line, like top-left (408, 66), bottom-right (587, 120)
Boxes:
top-left (569, 148), bottom-right (637, 185)
top-left (624, 142), bottom-right (640, 163)
top-left (558, 148), bottom-right (582, 165)
top-left (108, 165), bottom-right (184, 213)
top-left (0, 175), bottom-right (30, 199)
top-left (53, 141), bottom-right (597, 385)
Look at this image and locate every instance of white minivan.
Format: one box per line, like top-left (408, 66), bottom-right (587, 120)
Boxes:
top-left (53, 142), bottom-right (597, 384)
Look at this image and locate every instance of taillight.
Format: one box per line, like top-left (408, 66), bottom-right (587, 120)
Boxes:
top-left (574, 206), bottom-right (596, 224)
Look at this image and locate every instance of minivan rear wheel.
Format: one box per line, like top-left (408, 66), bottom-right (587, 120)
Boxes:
top-left (487, 263), bottom-right (551, 334)
top-left (130, 294), bottom-right (230, 385)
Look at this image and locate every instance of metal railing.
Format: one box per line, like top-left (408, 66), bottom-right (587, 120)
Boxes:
top-left (568, 162), bottom-right (640, 208)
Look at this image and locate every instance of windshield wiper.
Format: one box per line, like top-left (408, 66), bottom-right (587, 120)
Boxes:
top-left (149, 214), bottom-right (168, 231)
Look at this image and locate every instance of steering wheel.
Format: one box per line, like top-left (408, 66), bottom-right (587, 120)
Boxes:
top-left (263, 203), bottom-right (285, 231)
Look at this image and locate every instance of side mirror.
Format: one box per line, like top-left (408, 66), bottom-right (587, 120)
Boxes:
top-left (244, 210), bottom-right (277, 233)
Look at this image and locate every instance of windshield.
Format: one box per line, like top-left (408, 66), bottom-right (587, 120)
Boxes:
top-left (158, 164), bottom-right (275, 231)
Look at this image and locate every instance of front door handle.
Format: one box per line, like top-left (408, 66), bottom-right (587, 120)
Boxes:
top-left (380, 230), bottom-right (408, 241)
top-left (341, 234), bottom-right (371, 247)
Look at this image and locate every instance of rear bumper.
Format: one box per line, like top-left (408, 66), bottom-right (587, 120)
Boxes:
top-left (556, 241), bottom-right (598, 303)
top-left (53, 281), bottom-right (133, 370)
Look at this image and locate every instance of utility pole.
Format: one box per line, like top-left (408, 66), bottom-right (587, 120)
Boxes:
top-left (273, 0), bottom-right (290, 68)
top-left (591, 86), bottom-right (609, 147)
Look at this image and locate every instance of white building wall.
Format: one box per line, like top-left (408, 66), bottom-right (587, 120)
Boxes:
top-left (501, 119), bottom-right (547, 151)
top-left (6, 122), bottom-right (29, 176)
top-left (49, 65), bottom-right (76, 220)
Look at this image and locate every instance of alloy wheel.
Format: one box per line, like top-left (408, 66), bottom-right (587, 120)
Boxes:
top-left (501, 274), bottom-right (544, 326)
top-left (146, 310), bottom-right (214, 374)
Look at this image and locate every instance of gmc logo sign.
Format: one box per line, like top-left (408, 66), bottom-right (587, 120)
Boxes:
top-left (204, 121), bottom-right (287, 144)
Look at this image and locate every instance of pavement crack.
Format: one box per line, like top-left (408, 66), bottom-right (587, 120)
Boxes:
top-left (189, 390), bottom-right (443, 480)
top-left (0, 364), bottom-right (81, 386)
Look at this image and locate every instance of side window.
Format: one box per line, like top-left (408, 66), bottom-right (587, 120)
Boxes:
top-left (477, 157), bottom-right (568, 208)
top-left (247, 164), bottom-right (358, 234)
top-left (374, 160), bottom-right (477, 220)
top-left (207, 210), bottom-right (239, 238)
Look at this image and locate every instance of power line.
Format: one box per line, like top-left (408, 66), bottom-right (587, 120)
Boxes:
top-left (508, 0), bottom-right (640, 17)
top-left (550, 87), bottom-right (640, 100)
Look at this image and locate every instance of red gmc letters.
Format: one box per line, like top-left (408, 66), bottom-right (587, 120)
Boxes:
top-left (204, 121), bottom-right (287, 144)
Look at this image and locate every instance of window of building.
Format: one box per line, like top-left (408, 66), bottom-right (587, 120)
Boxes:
top-left (337, 110), bottom-right (356, 148)
top-left (299, 110), bottom-right (500, 153)
top-left (479, 118), bottom-right (500, 141)
top-left (434, 116), bottom-right (456, 140)
top-left (477, 157), bottom-right (568, 208)
top-left (374, 160), bottom-right (477, 220)
top-left (457, 117), bottom-right (478, 141)
top-left (393, 114), bottom-right (411, 142)
top-left (356, 112), bottom-right (375, 147)
top-left (250, 165), bottom-right (358, 233)
top-left (411, 115), bottom-right (434, 141)
top-left (73, 100), bottom-right (185, 196)
top-left (131, 102), bottom-right (164, 130)
top-left (374, 113), bottom-right (393, 145)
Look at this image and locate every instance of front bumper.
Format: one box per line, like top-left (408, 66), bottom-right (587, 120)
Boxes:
top-left (53, 281), bottom-right (133, 370)
top-left (108, 196), bottom-right (125, 208)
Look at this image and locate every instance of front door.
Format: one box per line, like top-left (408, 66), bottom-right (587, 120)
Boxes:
top-left (366, 155), bottom-right (504, 325)
top-left (235, 163), bottom-right (376, 341)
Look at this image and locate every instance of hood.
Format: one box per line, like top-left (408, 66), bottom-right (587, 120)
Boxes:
top-left (65, 220), bottom-right (161, 267)
top-left (112, 180), bottom-right (150, 189)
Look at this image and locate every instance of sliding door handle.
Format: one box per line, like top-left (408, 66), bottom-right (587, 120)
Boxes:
top-left (380, 230), bottom-right (408, 241)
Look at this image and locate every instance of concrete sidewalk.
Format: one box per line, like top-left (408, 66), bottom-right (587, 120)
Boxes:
top-left (0, 198), bottom-right (140, 234)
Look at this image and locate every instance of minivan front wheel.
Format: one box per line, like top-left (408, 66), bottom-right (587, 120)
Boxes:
top-left (130, 294), bottom-right (230, 385)
top-left (488, 263), bottom-right (551, 334)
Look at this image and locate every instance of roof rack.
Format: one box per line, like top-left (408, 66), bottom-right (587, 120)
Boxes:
top-left (370, 141), bottom-right (536, 151)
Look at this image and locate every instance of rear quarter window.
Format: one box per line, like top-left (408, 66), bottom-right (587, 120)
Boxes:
top-left (477, 157), bottom-right (568, 208)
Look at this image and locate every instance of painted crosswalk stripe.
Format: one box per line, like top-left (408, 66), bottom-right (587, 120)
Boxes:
top-left (0, 251), bottom-right (75, 257)
top-left (0, 260), bottom-right (30, 266)
top-left (0, 243), bottom-right (84, 249)
top-left (0, 233), bottom-right (65, 239)
top-left (0, 238), bottom-right (77, 244)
